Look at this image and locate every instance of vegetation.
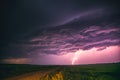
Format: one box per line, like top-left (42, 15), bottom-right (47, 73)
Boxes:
top-left (0, 63), bottom-right (120, 80)
top-left (0, 64), bottom-right (57, 79)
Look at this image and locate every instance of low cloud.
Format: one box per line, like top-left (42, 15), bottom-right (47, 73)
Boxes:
top-left (3, 18), bottom-right (120, 58)
top-left (8, 25), bottom-right (119, 56)
top-left (1, 58), bottom-right (32, 64)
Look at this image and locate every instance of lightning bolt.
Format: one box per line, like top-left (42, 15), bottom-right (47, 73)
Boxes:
top-left (72, 50), bottom-right (81, 65)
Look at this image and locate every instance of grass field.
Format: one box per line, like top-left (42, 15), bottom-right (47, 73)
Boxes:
top-left (0, 63), bottom-right (120, 80)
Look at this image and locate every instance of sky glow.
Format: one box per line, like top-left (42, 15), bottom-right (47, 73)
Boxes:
top-left (1, 0), bottom-right (120, 65)
top-left (29, 45), bottom-right (119, 65)
top-left (72, 46), bottom-right (120, 65)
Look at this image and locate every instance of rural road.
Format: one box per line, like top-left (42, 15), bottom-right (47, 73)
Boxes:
top-left (5, 67), bottom-right (60, 80)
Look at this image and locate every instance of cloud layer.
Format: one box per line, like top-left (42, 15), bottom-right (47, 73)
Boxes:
top-left (5, 22), bottom-right (119, 58)
top-left (1, 8), bottom-right (120, 60)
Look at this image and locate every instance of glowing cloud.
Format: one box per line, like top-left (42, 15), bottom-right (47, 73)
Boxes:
top-left (1, 58), bottom-right (31, 64)
top-left (71, 46), bottom-right (120, 65)
top-left (1, 7), bottom-right (119, 65)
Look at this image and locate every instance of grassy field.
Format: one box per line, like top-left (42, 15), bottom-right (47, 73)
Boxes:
top-left (0, 63), bottom-right (120, 80)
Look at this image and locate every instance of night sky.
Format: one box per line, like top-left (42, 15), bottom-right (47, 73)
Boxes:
top-left (1, 0), bottom-right (120, 65)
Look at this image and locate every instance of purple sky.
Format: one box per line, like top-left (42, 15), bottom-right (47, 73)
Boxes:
top-left (1, 0), bottom-right (120, 65)
top-left (2, 46), bottom-right (120, 65)
top-left (1, 21), bottom-right (120, 65)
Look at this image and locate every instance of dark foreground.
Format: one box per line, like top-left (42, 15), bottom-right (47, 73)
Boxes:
top-left (0, 63), bottom-right (120, 80)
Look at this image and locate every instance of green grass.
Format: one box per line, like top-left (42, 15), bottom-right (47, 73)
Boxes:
top-left (0, 64), bottom-right (57, 79)
top-left (61, 63), bottom-right (120, 80)
top-left (0, 63), bottom-right (120, 80)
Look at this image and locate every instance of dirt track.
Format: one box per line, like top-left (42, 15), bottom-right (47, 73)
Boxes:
top-left (5, 68), bottom-right (59, 80)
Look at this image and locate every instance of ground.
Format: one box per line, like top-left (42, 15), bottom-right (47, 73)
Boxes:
top-left (0, 63), bottom-right (120, 80)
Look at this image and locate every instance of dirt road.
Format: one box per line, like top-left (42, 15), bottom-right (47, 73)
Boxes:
top-left (5, 68), bottom-right (60, 80)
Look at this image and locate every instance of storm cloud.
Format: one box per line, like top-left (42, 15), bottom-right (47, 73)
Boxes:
top-left (4, 17), bottom-right (119, 58)
top-left (1, 0), bottom-right (120, 64)
top-left (28, 25), bottom-right (120, 54)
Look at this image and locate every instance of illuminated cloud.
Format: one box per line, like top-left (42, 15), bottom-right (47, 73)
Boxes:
top-left (1, 0), bottom-right (120, 65)
top-left (7, 23), bottom-right (119, 57)
top-left (1, 58), bottom-right (31, 64)
top-left (75, 46), bottom-right (120, 64)
top-left (2, 8), bottom-right (120, 60)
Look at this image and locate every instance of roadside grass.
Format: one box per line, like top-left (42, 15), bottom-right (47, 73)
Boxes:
top-left (0, 63), bottom-right (120, 80)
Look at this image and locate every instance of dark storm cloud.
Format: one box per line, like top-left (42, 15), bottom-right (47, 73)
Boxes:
top-left (4, 20), bottom-right (119, 58)
top-left (1, 0), bottom-right (120, 60)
